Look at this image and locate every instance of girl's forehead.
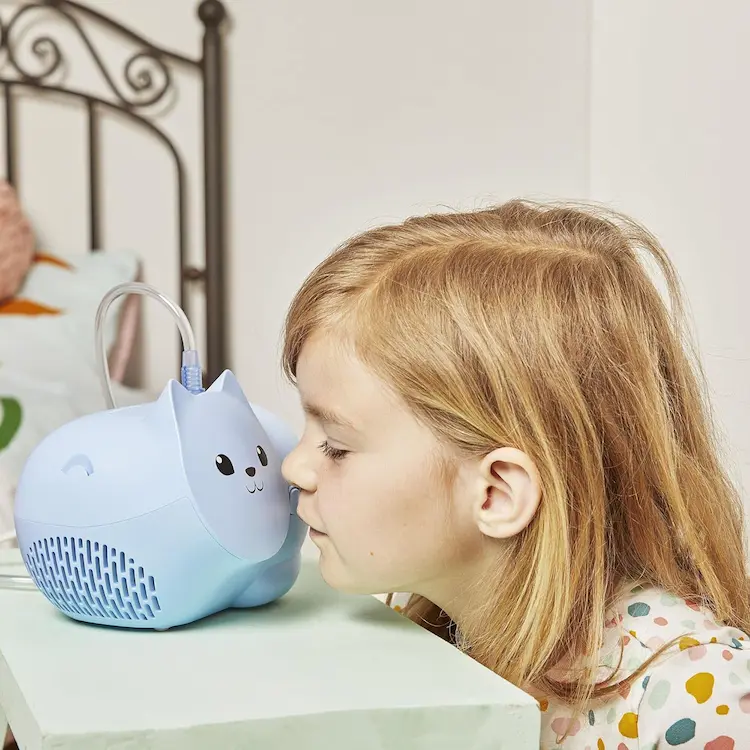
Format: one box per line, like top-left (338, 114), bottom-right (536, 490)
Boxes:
top-left (296, 332), bottom-right (358, 395)
top-left (297, 333), bottom-right (407, 432)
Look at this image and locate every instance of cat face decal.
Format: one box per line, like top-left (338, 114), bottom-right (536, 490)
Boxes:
top-left (214, 446), bottom-right (268, 493)
top-left (166, 371), bottom-right (290, 562)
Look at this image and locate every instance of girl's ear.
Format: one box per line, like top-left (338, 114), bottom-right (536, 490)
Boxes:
top-left (472, 447), bottom-right (541, 538)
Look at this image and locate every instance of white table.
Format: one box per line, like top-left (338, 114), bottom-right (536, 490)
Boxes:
top-left (0, 548), bottom-right (539, 749)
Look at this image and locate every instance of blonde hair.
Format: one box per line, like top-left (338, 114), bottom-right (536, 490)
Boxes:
top-left (282, 199), bottom-right (750, 709)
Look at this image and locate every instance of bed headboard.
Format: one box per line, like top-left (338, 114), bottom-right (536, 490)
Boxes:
top-left (0, 0), bottom-right (229, 384)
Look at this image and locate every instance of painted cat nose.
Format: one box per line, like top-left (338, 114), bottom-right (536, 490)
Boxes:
top-left (245, 466), bottom-right (256, 477)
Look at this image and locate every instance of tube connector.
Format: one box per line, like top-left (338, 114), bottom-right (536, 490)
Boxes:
top-left (181, 349), bottom-right (204, 394)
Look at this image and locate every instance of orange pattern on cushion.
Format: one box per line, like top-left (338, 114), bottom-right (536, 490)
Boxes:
top-left (0, 251), bottom-right (73, 314)
top-left (0, 298), bottom-right (62, 315)
top-left (33, 252), bottom-right (73, 270)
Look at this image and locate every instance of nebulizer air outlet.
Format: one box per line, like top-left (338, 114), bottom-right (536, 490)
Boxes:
top-left (0, 283), bottom-right (306, 629)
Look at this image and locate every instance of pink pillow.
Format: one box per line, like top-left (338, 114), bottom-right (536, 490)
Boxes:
top-left (108, 275), bottom-right (142, 383)
top-left (0, 181), bottom-right (34, 301)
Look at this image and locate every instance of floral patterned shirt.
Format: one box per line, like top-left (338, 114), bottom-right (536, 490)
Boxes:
top-left (389, 586), bottom-right (750, 748)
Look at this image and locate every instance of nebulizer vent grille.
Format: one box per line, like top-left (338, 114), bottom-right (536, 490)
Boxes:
top-left (26, 536), bottom-right (160, 621)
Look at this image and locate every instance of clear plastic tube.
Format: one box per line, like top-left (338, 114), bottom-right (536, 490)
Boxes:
top-left (95, 281), bottom-right (202, 409)
top-left (0, 555), bottom-right (35, 591)
top-left (0, 573), bottom-right (37, 591)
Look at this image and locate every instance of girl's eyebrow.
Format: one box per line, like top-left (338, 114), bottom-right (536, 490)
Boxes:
top-left (302, 402), bottom-right (359, 432)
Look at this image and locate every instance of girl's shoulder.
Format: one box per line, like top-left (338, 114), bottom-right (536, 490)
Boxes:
top-left (615, 583), bottom-right (749, 655)
top-left (542, 584), bottom-right (750, 748)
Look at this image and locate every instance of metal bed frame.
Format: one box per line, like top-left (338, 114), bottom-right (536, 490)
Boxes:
top-left (0, 0), bottom-right (229, 382)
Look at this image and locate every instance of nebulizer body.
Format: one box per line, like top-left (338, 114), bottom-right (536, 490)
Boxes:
top-left (0, 283), bottom-right (306, 629)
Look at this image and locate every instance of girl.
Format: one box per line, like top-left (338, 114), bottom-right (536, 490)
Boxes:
top-left (280, 200), bottom-right (750, 749)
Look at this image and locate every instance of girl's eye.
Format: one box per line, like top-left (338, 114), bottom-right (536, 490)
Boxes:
top-left (318, 440), bottom-right (349, 461)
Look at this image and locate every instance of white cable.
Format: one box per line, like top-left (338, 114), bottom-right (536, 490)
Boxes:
top-left (95, 282), bottom-right (199, 410)
top-left (0, 573), bottom-right (35, 591)
top-left (0, 544), bottom-right (35, 591)
top-left (0, 530), bottom-right (16, 544)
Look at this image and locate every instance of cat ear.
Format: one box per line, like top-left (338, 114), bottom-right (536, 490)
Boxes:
top-left (156, 379), bottom-right (193, 415)
top-left (248, 401), bottom-right (298, 459)
top-left (206, 370), bottom-right (248, 405)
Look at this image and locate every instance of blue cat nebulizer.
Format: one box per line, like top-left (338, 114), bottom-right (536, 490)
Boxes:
top-left (0, 282), bottom-right (307, 630)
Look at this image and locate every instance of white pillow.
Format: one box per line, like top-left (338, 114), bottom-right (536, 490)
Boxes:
top-left (0, 249), bottom-right (139, 384)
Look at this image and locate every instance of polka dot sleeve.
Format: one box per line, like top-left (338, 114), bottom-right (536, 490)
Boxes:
top-left (637, 641), bottom-right (750, 749)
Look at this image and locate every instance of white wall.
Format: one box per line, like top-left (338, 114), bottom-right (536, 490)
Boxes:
top-left (3, 0), bottom-right (747, 516)
top-left (224, 0), bottom-right (592, 430)
top-left (0, 0), bottom-right (592, 430)
top-left (590, 0), bottom-right (750, 498)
